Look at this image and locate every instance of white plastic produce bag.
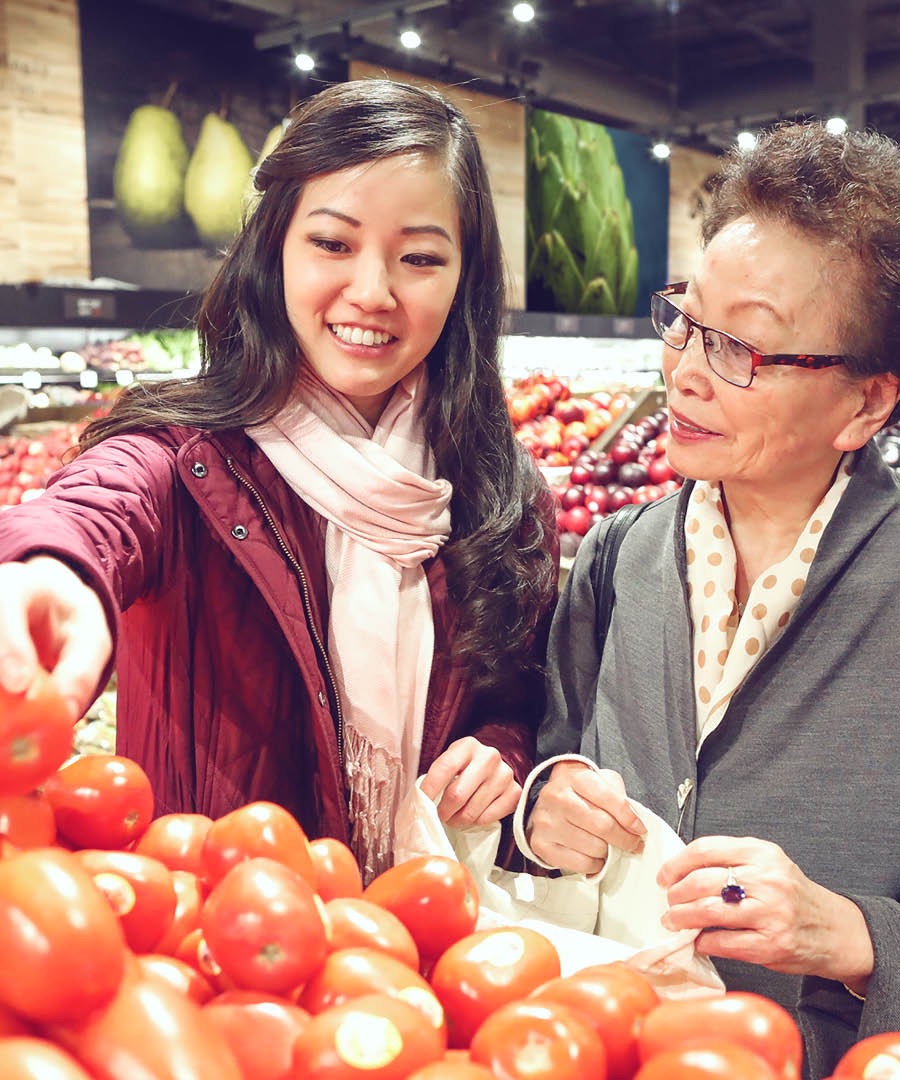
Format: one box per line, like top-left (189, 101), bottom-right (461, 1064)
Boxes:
top-left (393, 777), bottom-right (724, 999)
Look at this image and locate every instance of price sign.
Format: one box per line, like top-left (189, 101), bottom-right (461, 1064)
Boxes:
top-left (63, 292), bottom-right (117, 321)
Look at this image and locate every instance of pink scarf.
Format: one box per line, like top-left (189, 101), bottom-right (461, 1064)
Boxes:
top-left (247, 366), bottom-right (452, 882)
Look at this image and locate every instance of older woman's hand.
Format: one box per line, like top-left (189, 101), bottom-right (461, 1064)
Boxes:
top-left (526, 760), bottom-right (647, 875)
top-left (420, 736), bottom-right (522, 828)
top-left (658, 835), bottom-right (874, 990)
top-left (0, 556), bottom-right (112, 720)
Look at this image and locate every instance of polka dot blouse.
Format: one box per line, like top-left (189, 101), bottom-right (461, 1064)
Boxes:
top-left (685, 455), bottom-right (855, 750)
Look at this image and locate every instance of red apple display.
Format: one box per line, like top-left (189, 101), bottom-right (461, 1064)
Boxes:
top-left (505, 373), bottom-right (633, 467)
top-left (553, 409), bottom-right (683, 557)
top-left (0, 420), bottom-right (101, 508)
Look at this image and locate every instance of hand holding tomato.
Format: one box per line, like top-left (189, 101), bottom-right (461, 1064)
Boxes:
top-left (657, 835), bottom-right (875, 985)
top-left (0, 671), bottom-right (73, 798)
top-left (526, 760), bottom-right (647, 873)
top-left (419, 736), bottom-right (520, 827)
top-left (0, 556), bottom-right (111, 720)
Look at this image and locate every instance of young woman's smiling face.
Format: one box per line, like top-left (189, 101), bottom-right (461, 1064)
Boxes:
top-left (282, 152), bottom-right (462, 425)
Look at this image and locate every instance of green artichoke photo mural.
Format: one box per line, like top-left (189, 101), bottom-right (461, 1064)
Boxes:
top-left (526, 107), bottom-right (668, 318)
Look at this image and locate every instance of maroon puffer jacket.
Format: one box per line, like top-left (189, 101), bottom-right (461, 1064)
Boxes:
top-left (0, 426), bottom-right (554, 844)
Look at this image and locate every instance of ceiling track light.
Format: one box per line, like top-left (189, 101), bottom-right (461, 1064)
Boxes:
top-left (396, 8), bottom-right (422, 49)
top-left (512, 2), bottom-right (535, 22)
top-left (736, 129), bottom-right (757, 151)
top-left (292, 36), bottom-right (315, 71)
top-left (825, 115), bottom-right (848, 135)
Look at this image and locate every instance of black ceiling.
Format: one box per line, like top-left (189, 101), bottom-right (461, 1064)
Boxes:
top-left (134, 0), bottom-right (900, 153)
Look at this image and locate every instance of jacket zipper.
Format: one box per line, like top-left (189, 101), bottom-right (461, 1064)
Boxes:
top-left (225, 458), bottom-right (345, 758)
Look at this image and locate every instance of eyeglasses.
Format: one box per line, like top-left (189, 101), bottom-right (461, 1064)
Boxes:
top-left (649, 281), bottom-right (850, 388)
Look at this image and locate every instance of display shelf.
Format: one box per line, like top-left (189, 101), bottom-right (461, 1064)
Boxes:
top-left (0, 283), bottom-right (199, 332)
top-left (0, 367), bottom-right (197, 388)
top-left (504, 311), bottom-right (655, 339)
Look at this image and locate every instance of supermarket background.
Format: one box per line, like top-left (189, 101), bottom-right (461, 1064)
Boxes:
top-left (3, 0), bottom-right (899, 515)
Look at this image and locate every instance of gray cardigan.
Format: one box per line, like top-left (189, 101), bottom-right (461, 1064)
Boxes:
top-left (537, 441), bottom-right (900, 1078)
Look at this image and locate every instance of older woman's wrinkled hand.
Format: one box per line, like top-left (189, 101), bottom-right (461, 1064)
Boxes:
top-left (0, 556), bottom-right (112, 721)
top-left (420, 735), bottom-right (522, 828)
top-left (657, 834), bottom-right (874, 988)
top-left (526, 759), bottom-right (647, 875)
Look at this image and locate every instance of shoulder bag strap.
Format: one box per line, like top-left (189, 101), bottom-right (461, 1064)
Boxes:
top-left (591, 500), bottom-right (651, 648)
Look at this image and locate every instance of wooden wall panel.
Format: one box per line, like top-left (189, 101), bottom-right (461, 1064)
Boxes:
top-left (667, 144), bottom-right (721, 283)
top-left (350, 62), bottom-right (526, 310)
top-left (0, 0), bottom-right (90, 283)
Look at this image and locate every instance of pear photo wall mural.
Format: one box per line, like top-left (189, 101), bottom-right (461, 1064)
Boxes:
top-left (526, 107), bottom-right (669, 318)
top-left (78, 0), bottom-right (345, 293)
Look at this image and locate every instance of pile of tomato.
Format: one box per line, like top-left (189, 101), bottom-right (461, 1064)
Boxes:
top-left (2, 674), bottom-right (898, 1078)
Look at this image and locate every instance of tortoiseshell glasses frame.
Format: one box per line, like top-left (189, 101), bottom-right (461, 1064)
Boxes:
top-left (650, 281), bottom-right (850, 388)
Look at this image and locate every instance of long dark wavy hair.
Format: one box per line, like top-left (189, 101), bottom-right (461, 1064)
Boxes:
top-left (79, 78), bottom-right (557, 690)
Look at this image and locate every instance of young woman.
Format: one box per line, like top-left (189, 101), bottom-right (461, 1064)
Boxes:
top-left (0, 79), bottom-right (558, 881)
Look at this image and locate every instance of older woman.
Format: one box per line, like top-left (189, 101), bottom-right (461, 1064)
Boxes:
top-left (522, 121), bottom-right (900, 1077)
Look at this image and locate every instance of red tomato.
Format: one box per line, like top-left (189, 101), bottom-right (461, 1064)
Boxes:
top-left (292, 991), bottom-right (446, 1078)
top-left (0, 1001), bottom-right (33, 1036)
top-left (155, 868), bottom-right (206, 955)
top-left (0, 846), bottom-right (127, 1024)
top-left (201, 856), bottom-right (328, 994)
top-left (202, 801), bottom-right (315, 889)
top-left (297, 946), bottom-right (445, 1036)
top-left (324, 896), bottom-right (420, 970)
top-left (136, 953), bottom-right (216, 1005)
top-left (469, 999), bottom-right (608, 1079)
top-left (43, 753), bottom-right (154, 849)
top-left (634, 1041), bottom-right (779, 1079)
top-left (134, 812), bottom-right (214, 877)
top-left (430, 926), bottom-right (561, 1048)
top-left (310, 836), bottom-right (364, 900)
top-left (833, 1032), bottom-right (900, 1077)
top-left (0, 789), bottom-right (56, 848)
top-left (203, 995), bottom-right (312, 1080)
top-left (531, 961), bottom-right (659, 1080)
top-left (0, 1037), bottom-right (93, 1079)
top-left (75, 848), bottom-right (177, 953)
top-left (174, 927), bottom-right (237, 993)
top-left (0, 671), bottom-right (73, 797)
top-left (363, 856), bottom-right (479, 964)
top-left (52, 972), bottom-right (243, 1080)
top-left (638, 992), bottom-right (803, 1080)
top-left (407, 1062), bottom-right (494, 1079)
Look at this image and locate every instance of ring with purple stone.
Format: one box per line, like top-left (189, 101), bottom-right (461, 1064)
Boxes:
top-left (721, 868), bottom-right (746, 904)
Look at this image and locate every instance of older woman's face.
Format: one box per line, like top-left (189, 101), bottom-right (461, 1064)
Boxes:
top-left (662, 215), bottom-right (866, 495)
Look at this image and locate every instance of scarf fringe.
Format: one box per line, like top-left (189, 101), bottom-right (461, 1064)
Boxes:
top-left (344, 725), bottom-right (405, 885)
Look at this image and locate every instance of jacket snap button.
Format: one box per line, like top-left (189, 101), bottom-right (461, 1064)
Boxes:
top-left (231, 524), bottom-right (249, 540)
top-left (190, 462), bottom-right (208, 478)
top-left (317, 690), bottom-right (326, 707)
